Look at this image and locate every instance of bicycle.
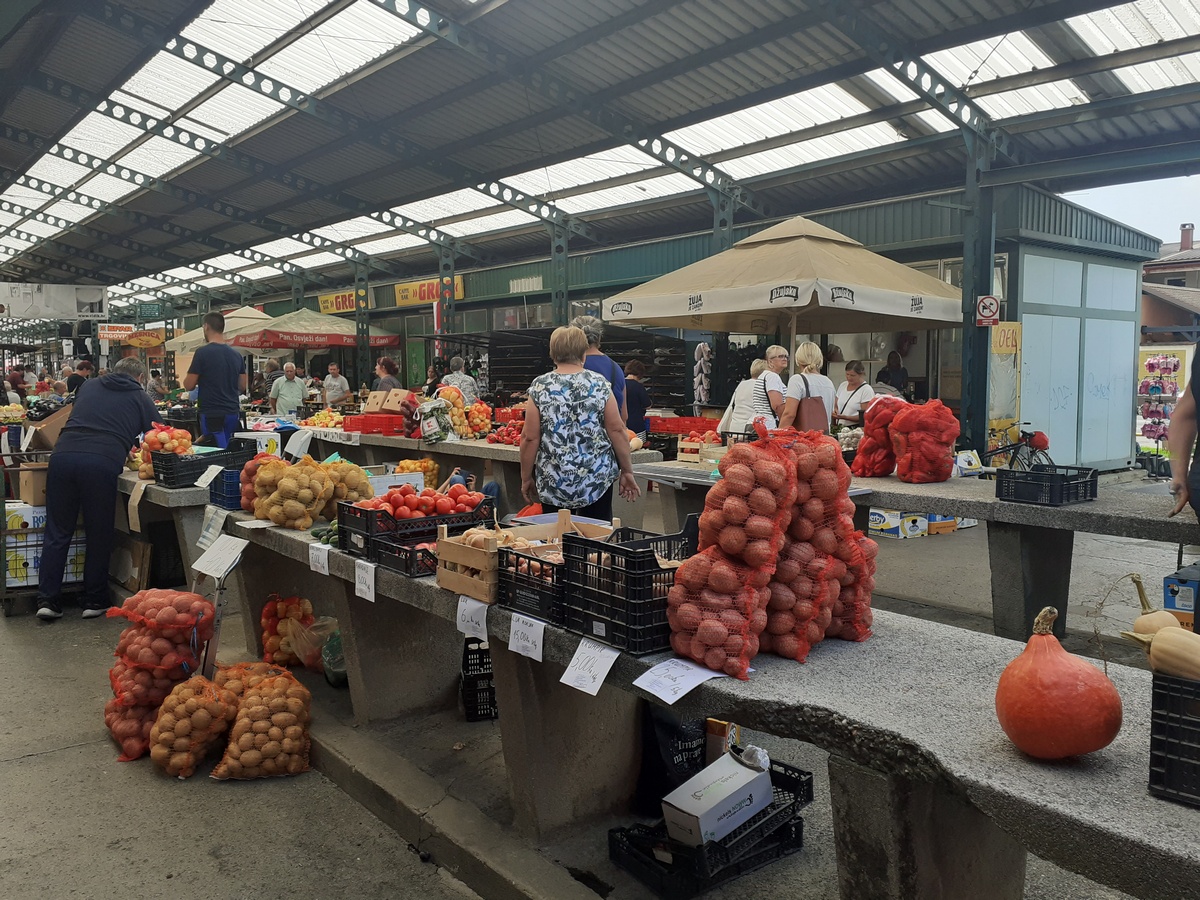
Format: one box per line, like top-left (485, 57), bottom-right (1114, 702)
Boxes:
top-left (981, 422), bottom-right (1053, 473)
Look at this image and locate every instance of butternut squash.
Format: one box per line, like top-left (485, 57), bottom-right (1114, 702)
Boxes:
top-left (1131, 574), bottom-right (1181, 635)
top-left (1123, 627), bottom-right (1200, 680)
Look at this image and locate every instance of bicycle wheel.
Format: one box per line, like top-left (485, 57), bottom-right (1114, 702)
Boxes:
top-left (1029, 449), bottom-right (1054, 469)
top-left (1009, 446), bottom-right (1035, 472)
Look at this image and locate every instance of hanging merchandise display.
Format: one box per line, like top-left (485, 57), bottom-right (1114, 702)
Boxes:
top-left (1138, 353), bottom-right (1181, 446)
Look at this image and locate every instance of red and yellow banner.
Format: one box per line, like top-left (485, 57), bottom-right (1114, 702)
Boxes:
top-left (394, 276), bottom-right (463, 308)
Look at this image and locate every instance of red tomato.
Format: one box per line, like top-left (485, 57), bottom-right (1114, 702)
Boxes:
top-left (398, 484), bottom-right (416, 497)
top-left (418, 497), bottom-right (435, 514)
top-left (410, 510), bottom-right (425, 518)
top-left (435, 497), bottom-right (454, 515)
top-left (453, 503), bottom-right (468, 513)
top-left (420, 488), bottom-right (437, 498)
top-left (447, 484), bottom-right (467, 500)
top-left (404, 495), bottom-right (420, 511)
top-left (394, 505), bottom-right (412, 519)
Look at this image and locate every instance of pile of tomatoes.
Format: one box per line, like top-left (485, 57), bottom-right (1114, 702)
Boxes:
top-left (487, 423), bottom-right (524, 445)
top-left (352, 482), bottom-right (486, 520)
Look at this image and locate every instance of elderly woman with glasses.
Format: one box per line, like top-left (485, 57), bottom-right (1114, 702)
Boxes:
top-left (750, 344), bottom-right (789, 429)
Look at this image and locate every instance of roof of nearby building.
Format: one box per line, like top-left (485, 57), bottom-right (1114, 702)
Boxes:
top-left (1147, 248), bottom-right (1200, 268)
top-left (1144, 281), bottom-right (1200, 315)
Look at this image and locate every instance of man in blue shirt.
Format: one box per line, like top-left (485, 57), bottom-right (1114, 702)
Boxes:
top-left (183, 312), bottom-right (247, 448)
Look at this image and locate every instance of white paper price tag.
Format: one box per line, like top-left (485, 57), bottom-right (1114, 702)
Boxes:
top-left (354, 558), bottom-right (376, 602)
top-left (191, 534), bottom-right (249, 581)
top-left (456, 596), bottom-right (488, 640)
top-left (632, 658), bottom-right (725, 705)
top-left (507, 613), bottom-right (545, 662)
top-left (194, 464), bottom-right (224, 488)
top-left (196, 506), bottom-right (229, 551)
top-left (560, 638), bottom-right (620, 696)
top-left (309, 541), bottom-right (330, 575)
top-left (235, 518), bottom-right (275, 529)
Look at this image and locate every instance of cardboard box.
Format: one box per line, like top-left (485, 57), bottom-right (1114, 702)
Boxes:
top-left (705, 719), bottom-right (742, 765)
top-left (18, 463), bottom-right (48, 505)
top-left (363, 391), bottom-right (388, 413)
top-left (109, 532), bottom-right (152, 593)
top-left (5, 502), bottom-right (47, 532)
top-left (955, 517), bottom-right (979, 529)
top-left (381, 389), bottom-right (412, 414)
top-left (1165, 565), bottom-right (1200, 631)
top-left (233, 431), bottom-right (282, 456)
top-left (867, 508), bottom-right (928, 540)
top-left (952, 450), bottom-right (983, 477)
top-left (661, 753), bottom-right (773, 847)
top-left (5, 543), bottom-right (39, 587)
top-left (27, 403), bottom-right (72, 450)
top-left (927, 514), bottom-right (958, 535)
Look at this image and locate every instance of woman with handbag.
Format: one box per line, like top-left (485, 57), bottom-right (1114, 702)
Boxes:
top-left (833, 360), bottom-right (876, 427)
top-left (779, 342), bottom-right (834, 432)
top-left (750, 345), bottom-right (789, 429)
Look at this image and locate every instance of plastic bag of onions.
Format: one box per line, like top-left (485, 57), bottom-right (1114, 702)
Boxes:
top-left (850, 396), bottom-right (907, 478)
top-left (890, 400), bottom-right (960, 484)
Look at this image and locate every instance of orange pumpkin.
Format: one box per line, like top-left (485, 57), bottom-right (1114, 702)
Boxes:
top-left (995, 607), bottom-right (1122, 760)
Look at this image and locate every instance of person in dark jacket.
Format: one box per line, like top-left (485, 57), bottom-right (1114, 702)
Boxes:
top-left (36, 357), bottom-right (162, 621)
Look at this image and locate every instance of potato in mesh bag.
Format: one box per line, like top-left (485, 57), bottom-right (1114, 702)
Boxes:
top-left (211, 674), bottom-right (311, 780)
top-left (213, 661), bottom-right (294, 698)
top-left (149, 676), bottom-right (239, 778)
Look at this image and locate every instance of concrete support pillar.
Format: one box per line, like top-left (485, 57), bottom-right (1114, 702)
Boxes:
top-left (491, 644), bottom-right (642, 840)
top-left (828, 756), bottom-right (1026, 900)
top-left (986, 520), bottom-right (1072, 640)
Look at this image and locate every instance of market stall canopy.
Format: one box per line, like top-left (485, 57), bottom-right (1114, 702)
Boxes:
top-left (164, 306), bottom-right (274, 354)
top-left (602, 216), bottom-right (963, 334)
top-left (229, 307), bottom-right (400, 350)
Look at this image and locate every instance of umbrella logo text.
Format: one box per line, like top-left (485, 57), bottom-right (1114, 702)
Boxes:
top-left (609, 301), bottom-right (633, 317)
top-left (910, 297), bottom-right (924, 315)
top-left (830, 287), bottom-right (855, 304)
top-left (688, 294), bottom-right (703, 312)
top-left (769, 285), bottom-right (799, 304)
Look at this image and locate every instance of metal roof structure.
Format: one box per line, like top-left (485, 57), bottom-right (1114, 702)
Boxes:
top-left (0, 0), bottom-right (1198, 312)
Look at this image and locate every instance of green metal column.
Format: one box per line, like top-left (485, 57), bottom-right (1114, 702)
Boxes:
top-left (196, 294), bottom-right (211, 318)
top-left (550, 224), bottom-right (569, 325)
top-left (960, 133), bottom-right (996, 453)
top-left (163, 319), bottom-right (176, 386)
top-left (290, 275), bottom-right (305, 311)
top-left (438, 245), bottom-right (456, 329)
top-left (355, 262), bottom-right (371, 388)
top-left (708, 187), bottom-right (735, 254)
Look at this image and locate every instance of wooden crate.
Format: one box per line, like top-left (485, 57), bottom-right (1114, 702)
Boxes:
top-left (699, 444), bottom-right (728, 470)
top-left (677, 439), bottom-right (703, 466)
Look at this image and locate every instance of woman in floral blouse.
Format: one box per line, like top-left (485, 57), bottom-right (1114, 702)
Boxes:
top-left (520, 326), bottom-right (640, 521)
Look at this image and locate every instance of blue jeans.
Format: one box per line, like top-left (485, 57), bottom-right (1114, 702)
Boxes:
top-left (201, 413), bottom-right (241, 449)
top-left (38, 452), bottom-right (119, 607)
top-left (448, 474), bottom-right (500, 501)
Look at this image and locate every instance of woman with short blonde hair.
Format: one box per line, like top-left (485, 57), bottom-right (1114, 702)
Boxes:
top-left (780, 341), bottom-right (835, 430)
top-left (549, 325), bottom-right (589, 364)
top-left (719, 358), bottom-right (770, 435)
top-left (750, 345), bottom-right (789, 428)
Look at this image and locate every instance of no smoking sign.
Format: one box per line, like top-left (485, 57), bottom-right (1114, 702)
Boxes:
top-left (975, 294), bottom-right (1000, 327)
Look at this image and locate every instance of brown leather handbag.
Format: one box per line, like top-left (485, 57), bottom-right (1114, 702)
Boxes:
top-left (795, 374), bottom-right (829, 434)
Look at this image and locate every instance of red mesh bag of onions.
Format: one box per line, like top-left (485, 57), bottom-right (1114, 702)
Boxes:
top-left (698, 427), bottom-right (798, 575)
top-left (826, 532), bottom-right (877, 642)
top-left (668, 547), bottom-right (770, 679)
top-left (850, 396), bottom-right (907, 478)
top-left (890, 400), bottom-right (960, 484)
top-left (104, 697), bottom-right (159, 762)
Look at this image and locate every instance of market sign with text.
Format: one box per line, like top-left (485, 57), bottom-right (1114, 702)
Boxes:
top-left (317, 289), bottom-right (371, 315)
top-left (394, 276), bottom-right (464, 308)
top-left (97, 323), bottom-right (135, 341)
top-left (124, 329), bottom-right (166, 348)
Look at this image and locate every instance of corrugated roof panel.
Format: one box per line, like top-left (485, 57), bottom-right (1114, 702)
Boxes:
top-left (77, 173), bottom-right (136, 204)
top-left (1066, 0), bottom-right (1200, 54)
top-left (926, 31), bottom-right (1059, 86)
top-left (3, 89), bottom-right (77, 140)
top-left (185, 83), bottom-right (290, 140)
top-left (0, 184), bottom-right (56, 209)
top-left (720, 123), bottom-right (906, 180)
top-left (553, 172), bottom-right (698, 215)
top-left (180, 0), bottom-right (331, 64)
top-left (503, 145), bottom-right (658, 196)
top-left (14, 219), bottom-right (61, 238)
top-left (313, 216), bottom-right (392, 242)
top-left (58, 113), bottom-right (147, 160)
top-left (289, 142), bottom-right (401, 183)
top-left (121, 52), bottom-right (222, 114)
top-left (285, 250), bottom-right (343, 267)
top-left (39, 22), bottom-right (144, 91)
top-left (440, 208), bottom-right (543, 237)
top-left (396, 189), bottom-right (496, 222)
top-left (197, 275), bottom-right (234, 287)
top-left (106, 88), bottom-right (231, 145)
top-left (254, 1), bottom-right (422, 94)
top-left (234, 265), bottom-right (284, 280)
top-left (250, 237), bottom-right (312, 257)
top-left (1112, 53), bottom-right (1200, 93)
top-left (351, 233), bottom-right (425, 255)
top-left (115, 136), bottom-right (202, 179)
top-left (23, 155), bottom-right (93, 189)
top-left (975, 80), bottom-right (1090, 118)
top-left (478, 0), bottom-right (622, 57)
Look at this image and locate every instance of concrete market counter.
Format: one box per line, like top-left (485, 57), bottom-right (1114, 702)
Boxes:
top-left (117, 472), bottom-right (211, 575)
top-left (224, 510), bottom-right (1199, 900)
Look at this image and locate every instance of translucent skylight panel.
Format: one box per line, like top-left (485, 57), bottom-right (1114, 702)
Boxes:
top-left (0, 211), bottom-right (20, 227)
top-left (249, 237), bottom-right (311, 257)
top-left (285, 250), bottom-right (343, 267)
top-left (0, 184), bottom-right (50, 208)
top-left (41, 201), bottom-right (100, 224)
top-left (1111, 53), bottom-right (1200, 93)
top-left (57, 113), bottom-right (145, 160)
top-left (78, 173), bottom-right (136, 204)
top-left (186, 84), bottom-right (286, 139)
top-left (162, 266), bottom-right (214, 281)
top-left (856, 70), bottom-right (918, 104)
top-left (1066, 0), bottom-right (1200, 54)
top-left (395, 188), bottom-right (496, 222)
top-left (0, 235), bottom-right (35, 252)
top-left (553, 173), bottom-right (698, 215)
top-left (667, 83), bottom-right (873, 154)
top-left (16, 219), bottom-right (63, 238)
top-left (233, 265), bottom-right (283, 280)
top-left (161, 286), bottom-right (190, 296)
top-left (439, 209), bottom-right (543, 237)
top-left (312, 216), bottom-right (392, 242)
top-left (974, 80), bottom-right (1087, 119)
top-left (198, 253), bottom-right (248, 271)
top-left (198, 276), bottom-right (233, 288)
top-left (181, 0), bottom-right (331, 63)
top-left (503, 146), bottom-right (658, 196)
top-left (122, 52), bottom-right (221, 114)
top-left (925, 33), bottom-right (1058, 89)
top-left (720, 124), bottom-right (901, 179)
top-left (23, 155), bottom-right (93, 190)
top-left (255, 2), bottom-right (422, 94)
top-left (353, 233), bottom-right (426, 255)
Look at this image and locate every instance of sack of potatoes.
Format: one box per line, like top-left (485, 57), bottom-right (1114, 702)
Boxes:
top-left (149, 676), bottom-right (239, 778)
top-left (211, 673), bottom-right (312, 780)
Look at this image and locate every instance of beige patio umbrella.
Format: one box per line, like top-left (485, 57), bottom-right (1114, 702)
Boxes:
top-left (602, 216), bottom-right (964, 342)
top-left (164, 306), bottom-right (276, 355)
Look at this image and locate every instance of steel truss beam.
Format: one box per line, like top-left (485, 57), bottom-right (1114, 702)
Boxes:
top-left (80, 2), bottom-right (593, 243)
top-left (367, 0), bottom-right (767, 219)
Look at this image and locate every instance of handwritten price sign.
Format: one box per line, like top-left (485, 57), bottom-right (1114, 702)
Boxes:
top-left (632, 658), bottom-right (725, 704)
top-left (457, 596), bottom-right (488, 640)
top-left (560, 638), bottom-right (620, 696)
top-left (507, 613), bottom-right (545, 661)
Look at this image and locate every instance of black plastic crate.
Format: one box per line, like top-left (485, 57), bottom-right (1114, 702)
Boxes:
top-left (151, 440), bottom-right (255, 489)
top-left (1150, 673), bottom-right (1200, 809)
top-left (208, 467), bottom-right (243, 510)
top-left (561, 515), bottom-right (699, 655)
top-left (995, 464), bottom-right (1098, 506)
top-left (461, 672), bottom-right (497, 722)
top-left (609, 816), bottom-right (804, 900)
top-left (373, 534), bottom-right (438, 577)
top-left (720, 431), bottom-right (753, 445)
top-left (462, 637), bottom-right (493, 677)
top-left (336, 498), bottom-right (496, 558)
top-left (497, 545), bottom-right (565, 624)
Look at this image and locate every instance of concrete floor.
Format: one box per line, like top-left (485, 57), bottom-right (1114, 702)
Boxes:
top-left (0, 605), bottom-right (480, 900)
